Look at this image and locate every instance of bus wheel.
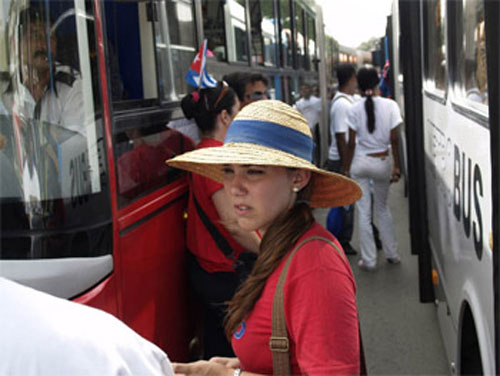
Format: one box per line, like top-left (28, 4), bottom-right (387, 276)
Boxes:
top-left (459, 305), bottom-right (483, 375)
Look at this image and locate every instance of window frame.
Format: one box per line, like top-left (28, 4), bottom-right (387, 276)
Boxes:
top-left (422, 0), bottom-right (448, 102)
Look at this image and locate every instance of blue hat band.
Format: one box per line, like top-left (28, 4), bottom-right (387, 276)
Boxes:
top-left (224, 120), bottom-right (313, 162)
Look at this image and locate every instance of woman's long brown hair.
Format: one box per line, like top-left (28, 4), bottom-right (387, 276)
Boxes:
top-left (224, 185), bottom-right (315, 339)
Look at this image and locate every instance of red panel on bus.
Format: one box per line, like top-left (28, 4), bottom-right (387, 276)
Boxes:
top-left (118, 193), bottom-right (192, 361)
top-left (74, 275), bottom-right (119, 317)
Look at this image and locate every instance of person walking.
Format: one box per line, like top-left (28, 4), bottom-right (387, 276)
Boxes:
top-left (325, 63), bottom-right (358, 255)
top-left (180, 82), bottom-right (260, 359)
top-left (168, 100), bottom-right (363, 375)
top-left (342, 67), bottom-right (402, 271)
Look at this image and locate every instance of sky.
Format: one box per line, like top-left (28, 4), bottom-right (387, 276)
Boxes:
top-left (316, 0), bottom-right (394, 48)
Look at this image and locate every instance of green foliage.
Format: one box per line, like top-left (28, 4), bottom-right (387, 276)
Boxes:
top-left (358, 36), bottom-right (381, 51)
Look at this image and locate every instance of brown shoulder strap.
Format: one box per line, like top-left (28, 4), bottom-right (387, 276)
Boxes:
top-left (270, 236), bottom-right (367, 375)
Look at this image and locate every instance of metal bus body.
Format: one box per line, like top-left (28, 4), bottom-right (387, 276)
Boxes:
top-left (396, 0), bottom-right (500, 373)
top-left (0, 0), bottom-right (333, 361)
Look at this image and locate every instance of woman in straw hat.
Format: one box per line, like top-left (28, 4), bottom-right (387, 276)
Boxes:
top-left (181, 82), bottom-right (260, 359)
top-left (342, 67), bottom-right (402, 272)
top-left (169, 100), bottom-right (363, 375)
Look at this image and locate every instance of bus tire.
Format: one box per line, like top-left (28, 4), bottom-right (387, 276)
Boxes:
top-left (459, 304), bottom-right (483, 375)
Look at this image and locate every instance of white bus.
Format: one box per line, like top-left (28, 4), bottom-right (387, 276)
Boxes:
top-left (396, 0), bottom-right (500, 373)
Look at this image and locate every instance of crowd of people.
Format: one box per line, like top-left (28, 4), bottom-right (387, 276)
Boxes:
top-left (1, 4), bottom-right (403, 372)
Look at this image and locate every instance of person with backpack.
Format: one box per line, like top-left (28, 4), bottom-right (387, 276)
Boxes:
top-left (168, 100), bottom-right (364, 375)
top-left (180, 82), bottom-right (260, 359)
top-left (324, 63), bottom-right (358, 255)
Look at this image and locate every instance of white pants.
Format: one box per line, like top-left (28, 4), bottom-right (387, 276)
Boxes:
top-left (351, 155), bottom-right (399, 267)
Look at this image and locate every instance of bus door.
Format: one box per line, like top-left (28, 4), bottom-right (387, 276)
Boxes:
top-left (102, 0), bottom-right (197, 360)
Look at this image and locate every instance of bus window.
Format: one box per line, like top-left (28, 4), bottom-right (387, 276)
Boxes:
top-left (279, 0), bottom-right (292, 67)
top-left (306, 13), bottom-right (316, 71)
top-left (295, 5), bottom-right (305, 69)
top-left (114, 120), bottom-right (194, 207)
top-left (154, 0), bottom-right (197, 101)
top-left (224, 0), bottom-right (249, 63)
top-left (460, 0), bottom-right (487, 106)
top-left (104, 1), bottom-right (159, 106)
top-left (105, 0), bottom-right (195, 206)
top-left (249, 0), bottom-right (278, 66)
top-left (202, 0), bottom-right (226, 62)
top-left (325, 35), bottom-right (337, 84)
top-left (423, 0), bottom-right (447, 92)
top-left (0, 1), bottom-right (112, 297)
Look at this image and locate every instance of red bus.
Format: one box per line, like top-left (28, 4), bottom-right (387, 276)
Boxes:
top-left (0, 0), bottom-right (329, 360)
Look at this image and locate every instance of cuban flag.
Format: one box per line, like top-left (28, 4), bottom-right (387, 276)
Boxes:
top-left (185, 39), bottom-right (217, 89)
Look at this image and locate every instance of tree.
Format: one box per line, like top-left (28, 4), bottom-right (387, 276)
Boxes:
top-left (358, 37), bottom-right (381, 51)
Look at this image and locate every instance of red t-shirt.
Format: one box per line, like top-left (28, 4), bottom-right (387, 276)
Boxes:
top-left (231, 223), bottom-right (359, 375)
top-left (186, 138), bottom-right (244, 273)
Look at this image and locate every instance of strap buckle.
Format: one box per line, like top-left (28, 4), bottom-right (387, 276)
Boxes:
top-left (269, 336), bottom-right (289, 352)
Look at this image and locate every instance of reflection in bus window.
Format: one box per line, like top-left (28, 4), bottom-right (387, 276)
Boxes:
top-left (279, 0), bottom-right (292, 67)
top-left (225, 0), bottom-right (248, 63)
top-left (325, 36), bottom-right (337, 84)
top-left (307, 14), bottom-right (316, 71)
top-left (463, 0), bottom-right (487, 105)
top-left (295, 6), bottom-right (305, 69)
top-left (115, 123), bottom-right (194, 206)
top-left (424, 0), bottom-right (446, 91)
top-left (156, 0), bottom-right (197, 101)
top-left (0, 1), bottom-right (111, 260)
top-left (249, 0), bottom-right (277, 66)
top-left (202, 0), bottom-right (226, 62)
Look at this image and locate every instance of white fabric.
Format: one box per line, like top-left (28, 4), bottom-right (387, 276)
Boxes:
top-left (328, 92), bottom-right (353, 161)
top-left (350, 155), bottom-right (399, 267)
top-left (167, 117), bottom-right (200, 145)
top-left (0, 277), bottom-right (174, 376)
top-left (346, 97), bottom-right (402, 156)
top-left (2, 64), bottom-right (86, 138)
top-left (294, 96), bottom-right (322, 131)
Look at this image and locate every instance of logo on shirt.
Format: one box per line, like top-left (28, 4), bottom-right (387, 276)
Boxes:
top-left (233, 321), bottom-right (246, 340)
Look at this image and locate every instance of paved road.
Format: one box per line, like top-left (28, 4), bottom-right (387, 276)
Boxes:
top-left (314, 179), bottom-right (450, 375)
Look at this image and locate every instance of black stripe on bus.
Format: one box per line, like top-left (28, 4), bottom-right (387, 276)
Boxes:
top-left (69, 270), bottom-right (114, 300)
top-left (450, 102), bottom-right (489, 130)
top-left (119, 192), bottom-right (187, 236)
top-left (423, 89), bottom-right (447, 105)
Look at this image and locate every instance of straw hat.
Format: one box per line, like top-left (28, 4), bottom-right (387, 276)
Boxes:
top-left (167, 100), bottom-right (361, 208)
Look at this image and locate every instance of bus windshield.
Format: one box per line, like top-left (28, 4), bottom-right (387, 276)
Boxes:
top-left (0, 0), bottom-right (111, 260)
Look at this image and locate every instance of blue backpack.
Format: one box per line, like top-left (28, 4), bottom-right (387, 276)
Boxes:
top-left (326, 207), bottom-right (343, 238)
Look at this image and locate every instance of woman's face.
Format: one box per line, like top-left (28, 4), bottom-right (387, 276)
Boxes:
top-left (222, 165), bottom-right (309, 234)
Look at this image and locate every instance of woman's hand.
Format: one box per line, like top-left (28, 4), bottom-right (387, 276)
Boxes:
top-left (209, 357), bottom-right (241, 369)
top-left (390, 167), bottom-right (401, 183)
top-left (172, 360), bottom-right (234, 376)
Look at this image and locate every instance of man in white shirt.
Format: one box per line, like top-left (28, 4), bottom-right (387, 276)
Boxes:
top-left (294, 83), bottom-right (321, 131)
top-left (325, 64), bottom-right (358, 255)
top-left (294, 84), bottom-right (322, 165)
top-left (2, 7), bottom-right (85, 139)
top-left (0, 277), bottom-right (175, 376)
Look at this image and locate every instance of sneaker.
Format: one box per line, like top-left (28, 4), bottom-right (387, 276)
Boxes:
top-left (357, 259), bottom-right (376, 272)
top-left (386, 255), bottom-right (401, 264)
top-left (342, 243), bottom-right (358, 255)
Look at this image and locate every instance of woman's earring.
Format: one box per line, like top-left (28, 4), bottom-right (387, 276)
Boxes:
top-left (293, 187), bottom-right (300, 193)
